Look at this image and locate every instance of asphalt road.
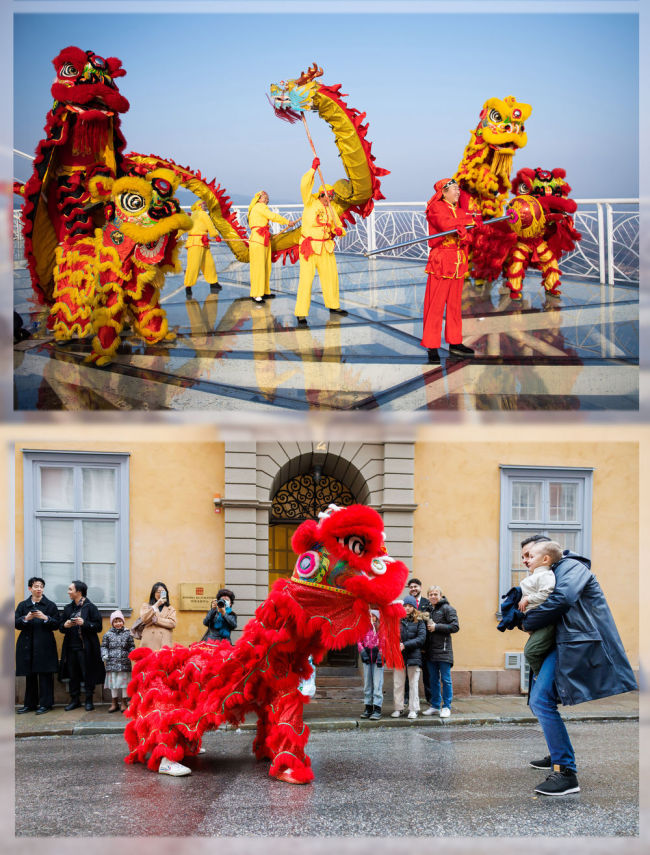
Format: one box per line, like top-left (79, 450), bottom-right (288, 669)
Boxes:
top-left (15, 721), bottom-right (638, 837)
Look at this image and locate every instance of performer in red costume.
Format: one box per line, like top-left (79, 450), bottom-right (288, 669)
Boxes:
top-left (421, 178), bottom-right (481, 364)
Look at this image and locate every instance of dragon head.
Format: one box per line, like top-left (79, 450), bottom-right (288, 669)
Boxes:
top-left (51, 46), bottom-right (130, 117)
top-left (269, 63), bottom-right (323, 122)
top-left (513, 167), bottom-right (577, 215)
top-left (291, 503), bottom-right (408, 608)
top-left (90, 166), bottom-right (192, 267)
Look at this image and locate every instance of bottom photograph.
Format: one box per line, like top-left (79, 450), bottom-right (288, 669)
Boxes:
top-left (11, 427), bottom-right (639, 837)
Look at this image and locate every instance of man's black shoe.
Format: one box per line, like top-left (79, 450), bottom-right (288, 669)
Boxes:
top-left (17, 706), bottom-right (36, 714)
top-left (448, 342), bottom-right (475, 357)
top-left (329, 307), bottom-right (348, 316)
top-left (85, 699), bottom-right (95, 711)
top-left (427, 348), bottom-right (440, 364)
top-left (529, 754), bottom-right (552, 770)
top-left (35, 706), bottom-right (52, 715)
top-left (296, 317), bottom-right (308, 326)
top-left (360, 704), bottom-right (373, 719)
top-left (534, 766), bottom-right (580, 796)
top-left (64, 699), bottom-right (81, 711)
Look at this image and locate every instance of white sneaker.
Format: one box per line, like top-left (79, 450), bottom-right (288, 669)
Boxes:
top-left (440, 707), bottom-right (451, 718)
top-left (407, 711), bottom-right (418, 720)
top-left (422, 707), bottom-right (439, 716)
top-left (197, 747), bottom-right (206, 754)
top-left (390, 710), bottom-right (402, 718)
top-left (158, 757), bottom-right (191, 776)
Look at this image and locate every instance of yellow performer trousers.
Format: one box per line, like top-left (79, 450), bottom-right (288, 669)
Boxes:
top-left (249, 242), bottom-right (273, 299)
top-left (294, 251), bottom-right (340, 317)
top-left (184, 246), bottom-right (219, 288)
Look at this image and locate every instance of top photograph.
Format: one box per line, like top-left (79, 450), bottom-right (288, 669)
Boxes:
top-left (12, 10), bottom-right (639, 412)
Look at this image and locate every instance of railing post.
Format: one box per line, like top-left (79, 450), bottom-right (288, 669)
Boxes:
top-left (596, 203), bottom-right (606, 285)
top-left (367, 208), bottom-right (376, 254)
top-left (605, 203), bottom-right (615, 285)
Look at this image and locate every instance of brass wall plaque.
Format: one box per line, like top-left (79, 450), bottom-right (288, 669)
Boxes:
top-left (178, 582), bottom-right (221, 611)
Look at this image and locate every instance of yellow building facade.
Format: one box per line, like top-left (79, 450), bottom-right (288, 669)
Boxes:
top-left (10, 425), bottom-right (639, 697)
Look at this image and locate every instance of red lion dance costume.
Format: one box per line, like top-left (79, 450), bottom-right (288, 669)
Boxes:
top-left (504, 168), bottom-right (582, 298)
top-left (124, 504), bottom-right (408, 783)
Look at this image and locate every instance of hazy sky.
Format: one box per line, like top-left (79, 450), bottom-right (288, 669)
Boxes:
top-left (13, 10), bottom-right (638, 203)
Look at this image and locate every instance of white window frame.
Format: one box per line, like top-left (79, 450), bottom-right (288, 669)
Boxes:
top-left (498, 465), bottom-right (593, 608)
top-left (22, 450), bottom-right (131, 615)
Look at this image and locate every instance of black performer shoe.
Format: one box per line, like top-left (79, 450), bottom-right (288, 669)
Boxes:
top-left (264, 292), bottom-right (277, 299)
top-left (329, 307), bottom-right (348, 316)
top-left (448, 343), bottom-right (475, 357)
top-left (252, 296), bottom-right (264, 304)
top-left (185, 287), bottom-right (193, 299)
top-left (209, 282), bottom-right (222, 293)
top-left (427, 349), bottom-right (440, 364)
top-left (297, 317), bottom-right (308, 326)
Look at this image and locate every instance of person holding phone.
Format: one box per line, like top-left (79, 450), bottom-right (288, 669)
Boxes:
top-left (15, 577), bottom-right (60, 714)
top-left (202, 588), bottom-right (237, 643)
top-left (58, 580), bottom-right (105, 711)
top-left (139, 582), bottom-right (177, 651)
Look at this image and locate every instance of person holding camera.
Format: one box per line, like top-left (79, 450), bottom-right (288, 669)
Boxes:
top-left (139, 582), bottom-right (177, 651)
top-left (15, 577), bottom-right (60, 714)
top-left (202, 588), bottom-right (237, 643)
top-left (58, 580), bottom-right (105, 711)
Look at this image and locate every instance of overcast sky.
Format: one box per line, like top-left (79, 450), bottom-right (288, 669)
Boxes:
top-left (13, 9), bottom-right (638, 203)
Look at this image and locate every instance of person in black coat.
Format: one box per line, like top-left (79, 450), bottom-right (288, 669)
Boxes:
top-left (421, 586), bottom-right (459, 718)
top-left (58, 580), bottom-right (105, 711)
top-left (15, 577), bottom-right (60, 714)
top-left (391, 595), bottom-right (427, 720)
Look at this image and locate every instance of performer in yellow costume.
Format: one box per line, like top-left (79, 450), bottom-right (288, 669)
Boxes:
top-left (184, 201), bottom-right (221, 297)
top-left (295, 157), bottom-right (347, 324)
top-left (248, 191), bottom-right (296, 303)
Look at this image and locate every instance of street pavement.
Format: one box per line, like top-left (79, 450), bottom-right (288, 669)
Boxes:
top-left (15, 720), bottom-right (638, 837)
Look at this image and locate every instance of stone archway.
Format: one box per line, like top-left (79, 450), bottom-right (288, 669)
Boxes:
top-left (222, 441), bottom-right (416, 637)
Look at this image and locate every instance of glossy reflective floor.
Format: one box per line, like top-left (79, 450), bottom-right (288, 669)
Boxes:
top-left (14, 247), bottom-right (638, 411)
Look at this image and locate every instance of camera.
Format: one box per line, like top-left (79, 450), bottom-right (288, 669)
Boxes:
top-left (217, 599), bottom-right (226, 609)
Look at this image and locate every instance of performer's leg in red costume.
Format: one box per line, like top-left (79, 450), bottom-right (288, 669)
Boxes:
top-left (420, 275), bottom-right (452, 349)
top-left (88, 284), bottom-right (126, 365)
top-left (536, 241), bottom-right (562, 294)
top-left (505, 243), bottom-right (532, 299)
top-left (128, 281), bottom-right (173, 344)
top-left (443, 277), bottom-right (464, 346)
top-left (265, 689), bottom-right (314, 784)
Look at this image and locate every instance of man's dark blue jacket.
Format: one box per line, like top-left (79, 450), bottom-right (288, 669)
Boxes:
top-left (522, 551), bottom-right (637, 705)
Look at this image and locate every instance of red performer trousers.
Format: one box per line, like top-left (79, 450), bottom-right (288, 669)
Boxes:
top-left (420, 274), bottom-right (464, 349)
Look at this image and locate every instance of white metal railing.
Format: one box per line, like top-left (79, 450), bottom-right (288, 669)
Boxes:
top-left (14, 198), bottom-right (638, 286)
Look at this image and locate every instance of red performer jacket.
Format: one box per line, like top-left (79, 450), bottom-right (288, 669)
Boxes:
top-left (424, 198), bottom-right (477, 279)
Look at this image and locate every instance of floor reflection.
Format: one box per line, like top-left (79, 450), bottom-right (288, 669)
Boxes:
top-left (13, 247), bottom-right (638, 411)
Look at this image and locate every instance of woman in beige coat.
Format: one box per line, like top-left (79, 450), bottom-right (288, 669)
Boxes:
top-left (139, 582), bottom-right (176, 651)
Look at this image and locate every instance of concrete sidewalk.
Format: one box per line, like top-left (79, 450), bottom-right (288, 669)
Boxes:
top-left (15, 692), bottom-right (638, 738)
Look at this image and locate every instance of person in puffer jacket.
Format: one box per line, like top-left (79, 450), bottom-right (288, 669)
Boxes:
top-left (358, 609), bottom-right (384, 721)
top-left (422, 586), bottom-right (459, 719)
top-left (391, 595), bottom-right (426, 720)
top-left (101, 610), bottom-right (135, 712)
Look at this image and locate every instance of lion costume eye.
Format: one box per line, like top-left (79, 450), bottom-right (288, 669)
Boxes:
top-left (338, 535), bottom-right (366, 556)
top-left (518, 183), bottom-right (529, 194)
top-left (488, 108), bottom-right (502, 123)
top-left (60, 63), bottom-right (79, 79)
top-left (295, 551), bottom-right (320, 579)
top-left (118, 192), bottom-right (147, 214)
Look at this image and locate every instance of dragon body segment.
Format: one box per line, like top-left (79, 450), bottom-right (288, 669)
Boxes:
top-left (124, 504), bottom-right (408, 784)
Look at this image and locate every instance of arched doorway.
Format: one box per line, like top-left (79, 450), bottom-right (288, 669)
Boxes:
top-left (269, 468), bottom-right (358, 666)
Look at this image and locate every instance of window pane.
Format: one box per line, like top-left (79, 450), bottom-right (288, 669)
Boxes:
top-left (83, 521), bottom-right (116, 562)
top-left (40, 468), bottom-right (74, 510)
top-left (41, 563), bottom-right (75, 602)
top-left (41, 519), bottom-right (74, 561)
top-left (82, 468), bottom-right (116, 511)
top-left (547, 530), bottom-right (579, 554)
top-left (83, 563), bottom-right (116, 603)
top-left (511, 482), bottom-right (541, 522)
top-left (549, 482), bottom-right (578, 522)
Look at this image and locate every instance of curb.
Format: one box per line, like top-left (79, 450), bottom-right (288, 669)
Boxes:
top-left (15, 711), bottom-right (638, 739)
